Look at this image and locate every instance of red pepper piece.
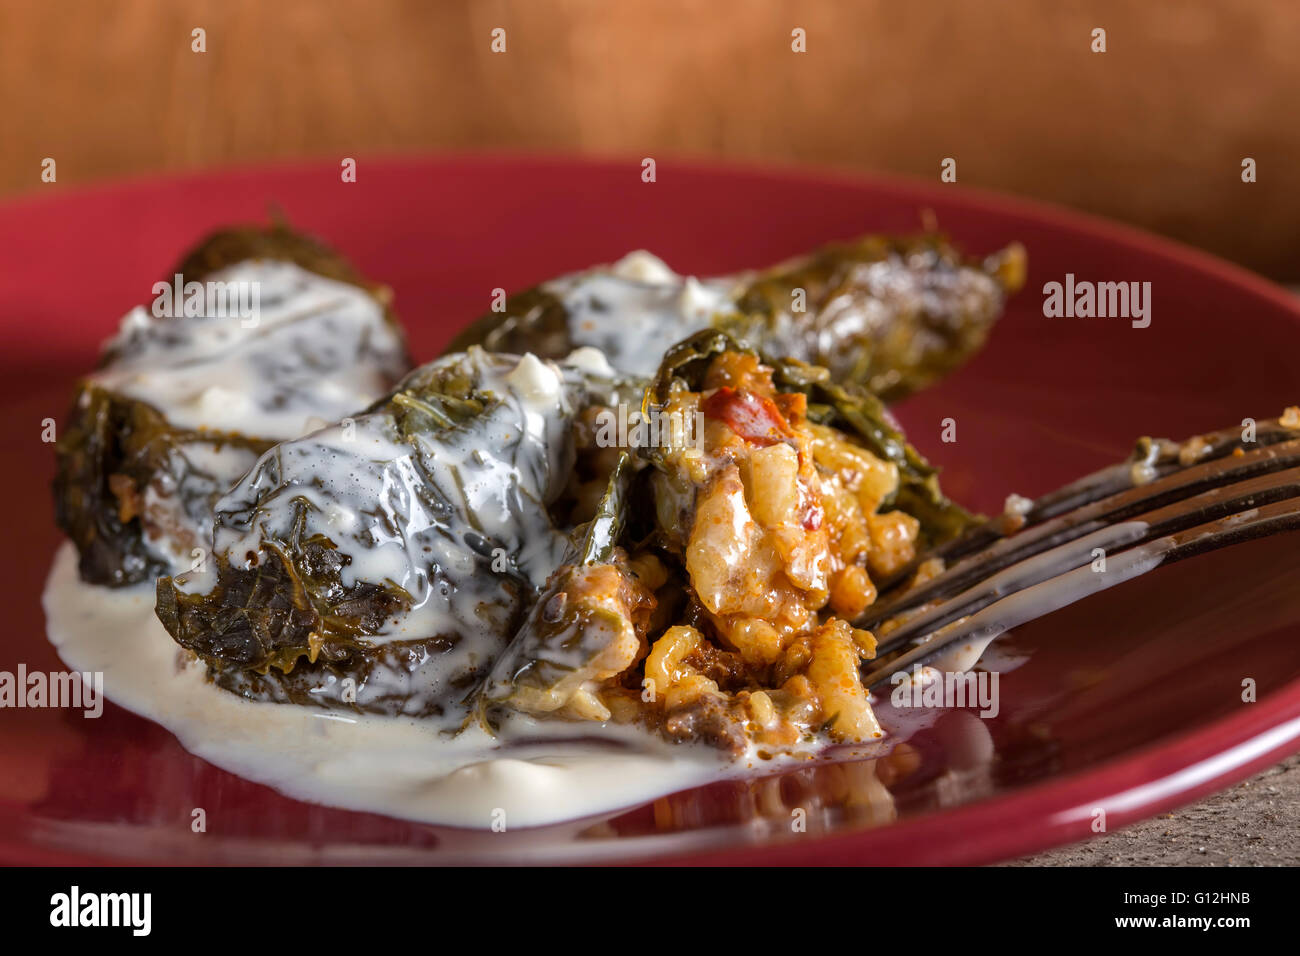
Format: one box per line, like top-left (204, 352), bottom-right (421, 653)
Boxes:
top-left (701, 387), bottom-right (794, 447)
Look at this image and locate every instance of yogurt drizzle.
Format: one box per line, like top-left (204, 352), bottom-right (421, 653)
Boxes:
top-left (85, 260), bottom-right (409, 574)
top-left (543, 251), bottom-right (741, 378)
top-left (44, 543), bottom-right (737, 829)
top-left (97, 259), bottom-right (408, 441)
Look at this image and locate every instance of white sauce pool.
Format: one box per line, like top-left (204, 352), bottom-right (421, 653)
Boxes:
top-left (44, 543), bottom-right (754, 829)
top-left (43, 527), bottom-right (1071, 828)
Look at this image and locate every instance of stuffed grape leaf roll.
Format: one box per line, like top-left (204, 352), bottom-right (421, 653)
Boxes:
top-left (447, 233), bottom-right (1026, 403)
top-left (154, 346), bottom-right (636, 726)
top-left (53, 225), bottom-right (411, 586)
top-left (477, 331), bottom-right (978, 753)
top-left (480, 331), bottom-right (979, 752)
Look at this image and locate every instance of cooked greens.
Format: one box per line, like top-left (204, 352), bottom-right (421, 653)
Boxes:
top-left (54, 393), bottom-right (268, 587)
top-left (52, 225), bottom-right (411, 586)
top-left (478, 454), bottom-right (656, 723)
top-left (447, 234), bottom-right (1025, 403)
top-left (154, 348), bottom-right (636, 725)
top-left (71, 214), bottom-right (1010, 757)
top-left (150, 323), bottom-right (980, 740)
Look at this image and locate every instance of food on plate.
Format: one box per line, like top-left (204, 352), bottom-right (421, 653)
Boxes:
top-left (52, 225), bottom-right (411, 586)
top-left (155, 346), bottom-right (637, 723)
top-left (47, 220), bottom-right (1015, 831)
top-left (481, 332), bottom-right (975, 753)
top-left (155, 320), bottom-right (972, 758)
top-left (447, 233), bottom-right (1026, 402)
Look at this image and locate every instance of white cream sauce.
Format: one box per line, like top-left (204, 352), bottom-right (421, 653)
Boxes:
top-left (47, 536), bottom-right (1045, 830)
top-left (174, 350), bottom-right (603, 646)
top-left (96, 260), bottom-right (409, 441)
top-left (161, 349), bottom-right (644, 729)
top-left (47, 509), bottom-right (1091, 830)
top-left (87, 259), bottom-right (409, 577)
top-left (44, 542), bottom-right (770, 828)
top-left (543, 251), bottom-right (743, 377)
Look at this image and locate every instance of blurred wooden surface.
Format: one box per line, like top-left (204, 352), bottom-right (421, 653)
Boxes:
top-left (1, 0), bottom-right (1296, 277)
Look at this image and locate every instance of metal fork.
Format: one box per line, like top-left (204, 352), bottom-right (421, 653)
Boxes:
top-left (857, 416), bottom-right (1300, 690)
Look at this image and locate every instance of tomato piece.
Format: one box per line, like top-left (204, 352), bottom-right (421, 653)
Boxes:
top-left (701, 387), bottom-right (794, 447)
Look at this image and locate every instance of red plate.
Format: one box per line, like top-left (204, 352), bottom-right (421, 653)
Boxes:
top-left (4, 156), bottom-right (1300, 865)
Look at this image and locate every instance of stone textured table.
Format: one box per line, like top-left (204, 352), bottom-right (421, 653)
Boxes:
top-left (1006, 753), bottom-right (1300, 866)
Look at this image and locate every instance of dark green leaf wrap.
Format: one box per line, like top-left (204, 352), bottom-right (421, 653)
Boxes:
top-left (447, 233), bottom-right (1025, 403)
top-left (54, 224), bottom-right (410, 587)
top-left (155, 348), bottom-right (634, 723)
top-left (477, 454), bottom-right (655, 724)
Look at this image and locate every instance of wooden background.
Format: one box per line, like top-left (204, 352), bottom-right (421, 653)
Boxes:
top-left (2, 0), bottom-right (1296, 278)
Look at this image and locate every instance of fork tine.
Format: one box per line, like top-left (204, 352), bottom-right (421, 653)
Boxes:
top-left (860, 430), bottom-right (1300, 630)
top-left (893, 418), bottom-right (1300, 578)
top-left (866, 461), bottom-right (1300, 656)
top-left (860, 492), bottom-right (1300, 690)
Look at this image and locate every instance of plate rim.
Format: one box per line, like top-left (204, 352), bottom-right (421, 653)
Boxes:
top-left (8, 153), bottom-right (1300, 866)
